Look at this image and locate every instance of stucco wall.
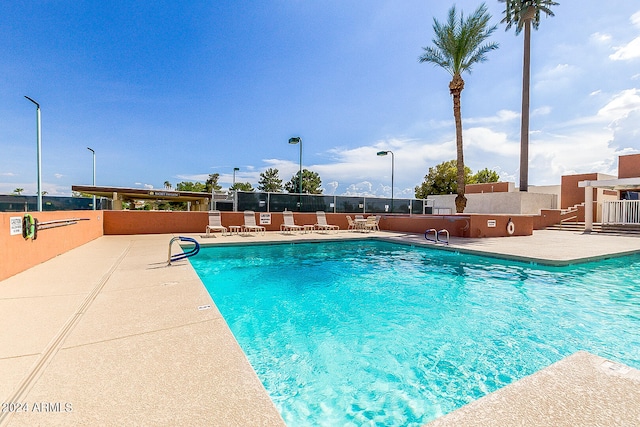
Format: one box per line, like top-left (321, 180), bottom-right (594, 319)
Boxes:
top-left (380, 214), bottom-right (533, 238)
top-left (103, 210), bottom-right (535, 239)
top-left (428, 192), bottom-right (557, 215)
top-left (103, 211), bottom-right (351, 234)
top-left (561, 173), bottom-right (616, 210)
top-left (465, 182), bottom-right (514, 194)
top-left (1, 211), bottom-right (104, 281)
top-left (618, 153), bottom-right (640, 179)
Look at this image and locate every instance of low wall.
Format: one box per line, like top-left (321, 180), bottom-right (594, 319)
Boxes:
top-left (103, 211), bottom-right (352, 234)
top-left (381, 214), bottom-right (533, 238)
top-left (103, 210), bottom-right (536, 238)
top-left (0, 211), bottom-right (104, 281)
top-left (534, 209), bottom-right (562, 230)
top-left (465, 182), bottom-right (514, 194)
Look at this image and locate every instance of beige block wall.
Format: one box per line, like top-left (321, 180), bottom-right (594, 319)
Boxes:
top-left (428, 192), bottom-right (557, 215)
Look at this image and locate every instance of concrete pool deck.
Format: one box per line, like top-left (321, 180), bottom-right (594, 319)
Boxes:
top-left (1, 229), bottom-right (640, 426)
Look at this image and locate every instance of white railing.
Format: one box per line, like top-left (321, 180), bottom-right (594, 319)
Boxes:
top-left (602, 200), bottom-right (640, 225)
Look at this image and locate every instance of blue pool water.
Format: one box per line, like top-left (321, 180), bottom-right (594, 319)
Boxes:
top-left (190, 240), bottom-right (640, 426)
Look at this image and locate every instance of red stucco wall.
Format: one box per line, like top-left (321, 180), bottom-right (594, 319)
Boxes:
top-left (618, 153), bottom-right (640, 179)
top-left (561, 173), bottom-right (598, 209)
top-left (1, 211), bottom-right (104, 281)
top-left (465, 182), bottom-right (511, 194)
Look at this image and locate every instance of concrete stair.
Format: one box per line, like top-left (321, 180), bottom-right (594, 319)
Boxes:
top-left (546, 222), bottom-right (640, 235)
top-left (546, 222), bottom-right (598, 232)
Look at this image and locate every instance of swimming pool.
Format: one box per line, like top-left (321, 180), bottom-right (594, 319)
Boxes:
top-left (190, 240), bottom-right (640, 426)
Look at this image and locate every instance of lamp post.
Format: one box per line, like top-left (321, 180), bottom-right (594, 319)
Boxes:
top-left (377, 150), bottom-right (394, 213)
top-left (24, 96), bottom-right (42, 212)
top-left (87, 147), bottom-right (96, 210)
top-left (289, 137), bottom-right (302, 210)
top-left (232, 167), bottom-right (239, 188)
top-left (288, 137), bottom-right (302, 194)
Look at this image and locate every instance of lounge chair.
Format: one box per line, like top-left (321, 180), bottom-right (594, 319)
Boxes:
top-left (242, 211), bottom-right (266, 235)
top-left (205, 210), bottom-right (228, 237)
top-left (280, 211), bottom-right (303, 234)
top-left (314, 211), bottom-right (339, 232)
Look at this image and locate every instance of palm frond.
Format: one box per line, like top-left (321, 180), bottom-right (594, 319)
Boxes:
top-left (499, 0), bottom-right (559, 34)
top-left (418, 3), bottom-right (499, 76)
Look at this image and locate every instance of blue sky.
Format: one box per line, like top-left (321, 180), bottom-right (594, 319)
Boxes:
top-left (1, 1), bottom-right (639, 198)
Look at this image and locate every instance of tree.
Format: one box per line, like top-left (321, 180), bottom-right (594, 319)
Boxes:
top-left (499, 0), bottom-right (558, 192)
top-left (12, 188), bottom-right (24, 195)
top-left (230, 182), bottom-right (254, 192)
top-left (205, 173), bottom-right (222, 193)
top-left (163, 181), bottom-right (172, 189)
top-left (415, 160), bottom-right (473, 198)
top-left (419, 4), bottom-right (498, 212)
top-left (258, 168), bottom-right (283, 192)
top-left (284, 169), bottom-right (322, 194)
top-left (471, 168), bottom-right (500, 183)
top-left (176, 181), bottom-right (206, 192)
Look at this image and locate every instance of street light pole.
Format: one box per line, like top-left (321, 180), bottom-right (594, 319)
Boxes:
top-left (288, 137), bottom-right (302, 194)
top-left (289, 137), bottom-right (302, 210)
top-left (25, 96), bottom-right (42, 212)
top-left (232, 167), bottom-right (239, 188)
top-left (377, 150), bottom-right (394, 213)
top-left (87, 147), bottom-right (96, 210)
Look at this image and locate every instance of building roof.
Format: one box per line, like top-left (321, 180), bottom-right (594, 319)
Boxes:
top-left (71, 185), bottom-right (227, 202)
top-left (578, 178), bottom-right (640, 190)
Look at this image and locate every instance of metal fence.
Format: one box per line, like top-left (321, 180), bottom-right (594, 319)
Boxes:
top-left (602, 200), bottom-right (640, 224)
top-left (226, 191), bottom-right (433, 214)
top-left (0, 195), bottom-right (111, 212)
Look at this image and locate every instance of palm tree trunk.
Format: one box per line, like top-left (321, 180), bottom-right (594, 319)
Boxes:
top-left (519, 13), bottom-right (533, 192)
top-left (450, 73), bottom-right (467, 213)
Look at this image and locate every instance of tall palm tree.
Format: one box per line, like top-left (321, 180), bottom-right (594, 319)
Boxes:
top-left (499, 0), bottom-right (558, 192)
top-left (419, 3), bottom-right (498, 213)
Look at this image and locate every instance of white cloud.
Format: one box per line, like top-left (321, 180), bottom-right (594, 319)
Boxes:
top-left (590, 90), bottom-right (602, 96)
top-left (54, 173), bottom-right (64, 179)
top-left (534, 64), bottom-right (580, 91)
top-left (464, 109), bottom-right (519, 125)
top-left (323, 181), bottom-right (339, 195)
top-left (610, 37), bottom-right (640, 61)
top-left (0, 172), bottom-right (17, 177)
top-left (132, 182), bottom-right (155, 189)
top-left (607, 109), bottom-right (640, 151)
top-left (590, 32), bottom-right (612, 43)
top-left (342, 181), bottom-right (374, 196)
top-left (632, 11), bottom-right (640, 27)
top-left (532, 106), bottom-right (552, 116)
top-left (464, 127), bottom-right (518, 157)
top-left (528, 129), bottom-right (618, 184)
top-left (597, 89), bottom-right (640, 121)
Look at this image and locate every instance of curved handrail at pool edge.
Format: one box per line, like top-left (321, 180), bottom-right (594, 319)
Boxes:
top-left (168, 236), bottom-right (200, 265)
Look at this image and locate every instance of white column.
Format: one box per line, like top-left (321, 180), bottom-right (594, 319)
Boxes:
top-left (584, 184), bottom-right (593, 232)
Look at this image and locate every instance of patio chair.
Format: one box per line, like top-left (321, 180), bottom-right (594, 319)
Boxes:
top-left (314, 211), bottom-right (339, 232)
top-left (346, 215), bottom-right (357, 231)
top-left (280, 211), bottom-right (303, 234)
top-left (363, 215), bottom-right (379, 232)
top-left (205, 210), bottom-right (228, 237)
top-left (242, 211), bottom-right (266, 235)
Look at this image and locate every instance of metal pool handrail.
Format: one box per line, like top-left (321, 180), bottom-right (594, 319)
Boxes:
top-left (424, 228), bottom-right (449, 245)
top-left (168, 236), bottom-right (200, 265)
